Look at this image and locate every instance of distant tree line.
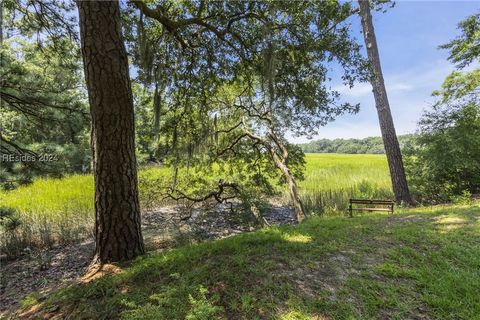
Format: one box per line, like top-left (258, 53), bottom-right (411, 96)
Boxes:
top-left (298, 134), bottom-right (416, 154)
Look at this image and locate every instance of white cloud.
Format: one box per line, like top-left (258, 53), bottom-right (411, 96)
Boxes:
top-left (333, 59), bottom-right (454, 100)
top-left (333, 81), bottom-right (413, 98)
top-left (332, 83), bottom-right (372, 98)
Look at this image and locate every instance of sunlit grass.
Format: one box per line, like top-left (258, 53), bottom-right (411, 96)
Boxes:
top-left (0, 167), bottom-right (169, 250)
top-left (0, 174), bottom-right (95, 249)
top-left (20, 203), bottom-right (480, 319)
top-left (296, 153), bottom-right (392, 214)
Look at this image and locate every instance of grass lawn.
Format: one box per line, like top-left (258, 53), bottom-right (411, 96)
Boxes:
top-left (19, 202), bottom-right (480, 320)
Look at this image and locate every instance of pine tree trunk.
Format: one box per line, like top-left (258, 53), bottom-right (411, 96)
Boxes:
top-left (78, 0), bottom-right (145, 263)
top-left (358, 0), bottom-right (413, 206)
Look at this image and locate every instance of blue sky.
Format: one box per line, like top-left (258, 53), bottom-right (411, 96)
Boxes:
top-left (292, 0), bottom-right (479, 143)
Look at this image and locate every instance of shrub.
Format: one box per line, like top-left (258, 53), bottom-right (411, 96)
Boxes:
top-left (406, 12), bottom-right (480, 204)
top-left (0, 206), bottom-right (32, 257)
top-left (185, 286), bottom-right (224, 320)
top-left (405, 103), bottom-right (480, 204)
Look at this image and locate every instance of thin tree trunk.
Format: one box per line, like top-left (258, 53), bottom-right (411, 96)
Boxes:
top-left (266, 133), bottom-right (307, 222)
top-left (152, 65), bottom-right (164, 147)
top-left (358, 0), bottom-right (413, 205)
top-left (243, 126), bottom-right (307, 222)
top-left (271, 152), bottom-right (306, 223)
top-left (153, 82), bottom-right (161, 142)
top-left (77, 0), bottom-right (145, 263)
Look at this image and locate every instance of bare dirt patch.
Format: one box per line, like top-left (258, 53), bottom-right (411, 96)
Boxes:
top-left (1, 240), bottom-right (93, 317)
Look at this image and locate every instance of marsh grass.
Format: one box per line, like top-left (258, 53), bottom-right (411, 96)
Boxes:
top-left (0, 175), bottom-right (95, 255)
top-left (0, 169), bottom-right (175, 256)
top-left (295, 154), bottom-right (392, 214)
top-left (0, 154), bottom-right (391, 256)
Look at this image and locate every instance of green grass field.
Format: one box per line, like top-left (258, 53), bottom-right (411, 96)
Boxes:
top-left (1, 153), bottom-right (390, 213)
top-left (18, 203), bottom-right (480, 319)
top-left (298, 154), bottom-right (391, 213)
top-left (0, 154), bottom-right (392, 252)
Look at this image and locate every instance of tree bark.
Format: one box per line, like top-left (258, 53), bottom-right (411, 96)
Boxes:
top-left (268, 136), bottom-right (307, 222)
top-left (153, 82), bottom-right (161, 143)
top-left (77, 0), bottom-right (145, 263)
top-left (358, 0), bottom-right (413, 205)
top-left (243, 126), bottom-right (307, 222)
top-left (273, 154), bottom-right (306, 223)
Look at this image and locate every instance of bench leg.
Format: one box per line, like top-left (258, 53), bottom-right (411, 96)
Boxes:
top-left (348, 204), bottom-right (353, 218)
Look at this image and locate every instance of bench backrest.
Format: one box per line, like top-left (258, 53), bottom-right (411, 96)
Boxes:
top-left (349, 199), bottom-right (394, 205)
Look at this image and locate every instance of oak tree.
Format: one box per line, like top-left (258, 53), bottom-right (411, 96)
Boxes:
top-left (130, 1), bottom-right (369, 221)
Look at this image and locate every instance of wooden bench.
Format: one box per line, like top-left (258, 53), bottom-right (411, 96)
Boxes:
top-left (348, 199), bottom-right (394, 217)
